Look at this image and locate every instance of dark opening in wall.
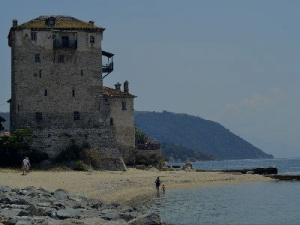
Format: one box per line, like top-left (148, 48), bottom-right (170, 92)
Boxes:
top-left (122, 101), bottom-right (127, 110)
top-left (81, 69), bottom-right (83, 76)
top-left (90, 36), bottom-right (95, 44)
top-left (74, 111), bottom-right (80, 120)
top-left (39, 69), bottom-right (42, 78)
top-left (72, 89), bottom-right (75, 97)
top-left (58, 55), bottom-right (65, 63)
top-left (110, 117), bottom-right (114, 125)
top-left (35, 112), bottom-right (43, 123)
top-left (44, 89), bottom-right (47, 96)
top-left (35, 54), bottom-right (40, 62)
top-left (17, 105), bottom-right (19, 112)
top-left (31, 32), bottom-right (37, 41)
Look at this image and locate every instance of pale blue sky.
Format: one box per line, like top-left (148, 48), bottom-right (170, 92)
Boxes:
top-left (0, 0), bottom-right (299, 157)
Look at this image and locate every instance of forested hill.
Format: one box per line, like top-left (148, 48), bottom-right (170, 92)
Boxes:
top-left (135, 111), bottom-right (273, 160)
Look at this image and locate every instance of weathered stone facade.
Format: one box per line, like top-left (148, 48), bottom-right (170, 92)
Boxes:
top-left (8, 16), bottom-right (136, 168)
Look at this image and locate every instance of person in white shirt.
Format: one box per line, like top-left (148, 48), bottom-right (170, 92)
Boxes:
top-left (22, 157), bottom-right (30, 175)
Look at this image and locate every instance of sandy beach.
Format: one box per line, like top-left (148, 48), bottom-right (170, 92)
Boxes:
top-left (0, 168), bottom-right (272, 206)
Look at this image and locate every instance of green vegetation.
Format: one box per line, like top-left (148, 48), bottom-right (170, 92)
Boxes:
top-left (135, 111), bottom-right (273, 160)
top-left (161, 143), bottom-right (215, 162)
top-left (55, 143), bottom-right (100, 170)
top-left (0, 116), bottom-right (5, 131)
top-left (74, 160), bottom-right (89, 171)
top-left (0, 128), bottom-right (48, 167)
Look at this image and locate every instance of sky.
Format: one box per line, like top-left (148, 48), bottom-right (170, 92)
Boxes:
top-left (0, 0), bottom-right (299, 158)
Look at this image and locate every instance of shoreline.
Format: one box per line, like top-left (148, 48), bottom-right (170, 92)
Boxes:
top-left (0, 168), bottom-right (273, 207)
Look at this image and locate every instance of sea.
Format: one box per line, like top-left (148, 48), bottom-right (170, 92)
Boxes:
top-left (147, 158), bottom-right (300, 225)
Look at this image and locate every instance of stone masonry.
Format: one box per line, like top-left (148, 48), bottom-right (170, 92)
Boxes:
top-left (8, 16), bottom-right (136, 169)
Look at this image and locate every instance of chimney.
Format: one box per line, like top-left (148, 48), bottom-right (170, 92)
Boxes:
top-left (12, 19), bottom-right (18, 28)
top-left (115, 82), bottom-right (121, 91)
top-left (124, 80), bottom-right (129, 93)
top-left (89, 21), bottom-right (94, 25)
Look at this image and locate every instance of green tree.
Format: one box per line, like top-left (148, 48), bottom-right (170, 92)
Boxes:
top-left (0, 128), bottom-right (48, 167)
top-left (0, 116), bottom-right (5, 131)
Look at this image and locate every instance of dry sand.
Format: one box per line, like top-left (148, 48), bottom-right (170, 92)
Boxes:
top-left (0, 168), bottom-right (272, 205)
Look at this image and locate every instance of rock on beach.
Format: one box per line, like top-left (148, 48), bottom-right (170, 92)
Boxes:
top-left (0, 185), bottom-right (169, 225)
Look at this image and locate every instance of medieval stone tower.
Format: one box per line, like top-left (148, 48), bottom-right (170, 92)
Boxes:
top-left (8, 16), bottom-right (135, 168)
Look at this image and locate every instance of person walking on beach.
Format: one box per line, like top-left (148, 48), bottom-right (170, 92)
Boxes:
top-left (162, 184), bottom-right (165, 194)
top-left (22, 157), bottom-right (30, 175)
top-left (155, 177), bottom-right (161, 192)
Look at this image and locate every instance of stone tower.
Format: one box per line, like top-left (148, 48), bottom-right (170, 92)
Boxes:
top-left (8, 16), bottom-right (135, 167)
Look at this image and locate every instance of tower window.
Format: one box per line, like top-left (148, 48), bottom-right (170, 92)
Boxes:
top-left (17, 105), bottom-right (20, 112)
top-left (58, 55), bottom-right (64, 63)
top-left (35, 112), bottom-right (43, 122)
top-left (110, 117), bottom-right (114, 126)
top-left (44, 89), bottom-right (47, 96)
top-left (31, 32), bottom-right (37, 41)
top-left (90, 36), bottom-right (95, 44)
top-left (72, 89), bottom-right (75, 97)
top-left (74, 111), bottom-right (80, 120)
top-left (39, 69), bottom-right (42, 78)
top-left (35, 54), bottom-right (40, 62)
top-left (122, 101), bottom-right (127, 110)
top-left (81, 69), bottom-right (84, 76)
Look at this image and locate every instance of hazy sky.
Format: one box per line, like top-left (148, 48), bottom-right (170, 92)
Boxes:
top-left (0, 0), bottom-right (299, 157)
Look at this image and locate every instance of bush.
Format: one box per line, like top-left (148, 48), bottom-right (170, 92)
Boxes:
top-left (0, 128), bottom-right (48, 167)
top-left (55, 144), bottom-right (81, 163)
top-left (74, 160), bottom-right (89, 171)
top-left (81, 148), bottom-right (100, 169)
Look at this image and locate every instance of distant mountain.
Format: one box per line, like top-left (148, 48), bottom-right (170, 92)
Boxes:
top-left (135, 111), bottom-right (273, 160)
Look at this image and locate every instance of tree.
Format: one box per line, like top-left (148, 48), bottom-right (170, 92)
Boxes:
top-left (0, 128), bottom-right (48, 167)
top-left (0, 116), bottom-right (5, 131)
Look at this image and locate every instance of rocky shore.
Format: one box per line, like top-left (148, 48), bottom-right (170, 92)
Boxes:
top-left (0, 185), bottom-right (170, 225)
top-left (0, 168), bottom-right (272, 225)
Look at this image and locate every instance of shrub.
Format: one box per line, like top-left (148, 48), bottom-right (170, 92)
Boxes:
top-left (55, 144), bottom-right (81, 163)
top-left (74, 160), bottom-right (89, 171)
top-left (0, 128), bottom-right (48, 167)
top-left (81, 148), bottom-right (100, 169)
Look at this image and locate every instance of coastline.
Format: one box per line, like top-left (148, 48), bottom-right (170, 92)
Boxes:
top-left (0, 168), bottom-right (272, 207)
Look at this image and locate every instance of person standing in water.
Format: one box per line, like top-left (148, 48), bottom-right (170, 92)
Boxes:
top-left (155, 177), bottom-right (161, 192)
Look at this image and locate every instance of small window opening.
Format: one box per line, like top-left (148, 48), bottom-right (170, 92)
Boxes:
top-left (110, 117), bottom-right (114, 126)
top-left (44, 89), bottom-right (48, 96)
top-left (122, 101), bottom-right (127, 110)
top-left (72, 89), bottom-right (75, 97)
top-left (90, 36), bottom-right (95, 44)
top-left (39, 69), bottom-right (42, 78)
top-left (35, 54), bottom-right (40, 62)
top-left (58, 55), bottom-right (64, 63)
top-left (31, 32), bottom-right (37, 41)
top-left (17, 105), bottom-right (20, 112)
top-left (81, 69), bottom-right (84, 76)
top-left (74, 111), bottom-right (80, 120)
top-left (35, 112), bottom-right (43, 122)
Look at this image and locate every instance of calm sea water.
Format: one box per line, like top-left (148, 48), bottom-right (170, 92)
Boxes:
top-left (148, 158), bottom-right (300, 225)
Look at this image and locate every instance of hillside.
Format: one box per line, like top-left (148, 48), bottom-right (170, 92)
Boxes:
top-left (135, 111), bottom-right (273, 160)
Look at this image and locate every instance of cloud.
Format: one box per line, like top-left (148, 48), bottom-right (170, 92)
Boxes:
top-left (219, 88), bottom-right (288, 117)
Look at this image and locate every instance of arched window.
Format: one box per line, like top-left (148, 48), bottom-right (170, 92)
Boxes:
top-left (90, 36), bottom-right (95, 44)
